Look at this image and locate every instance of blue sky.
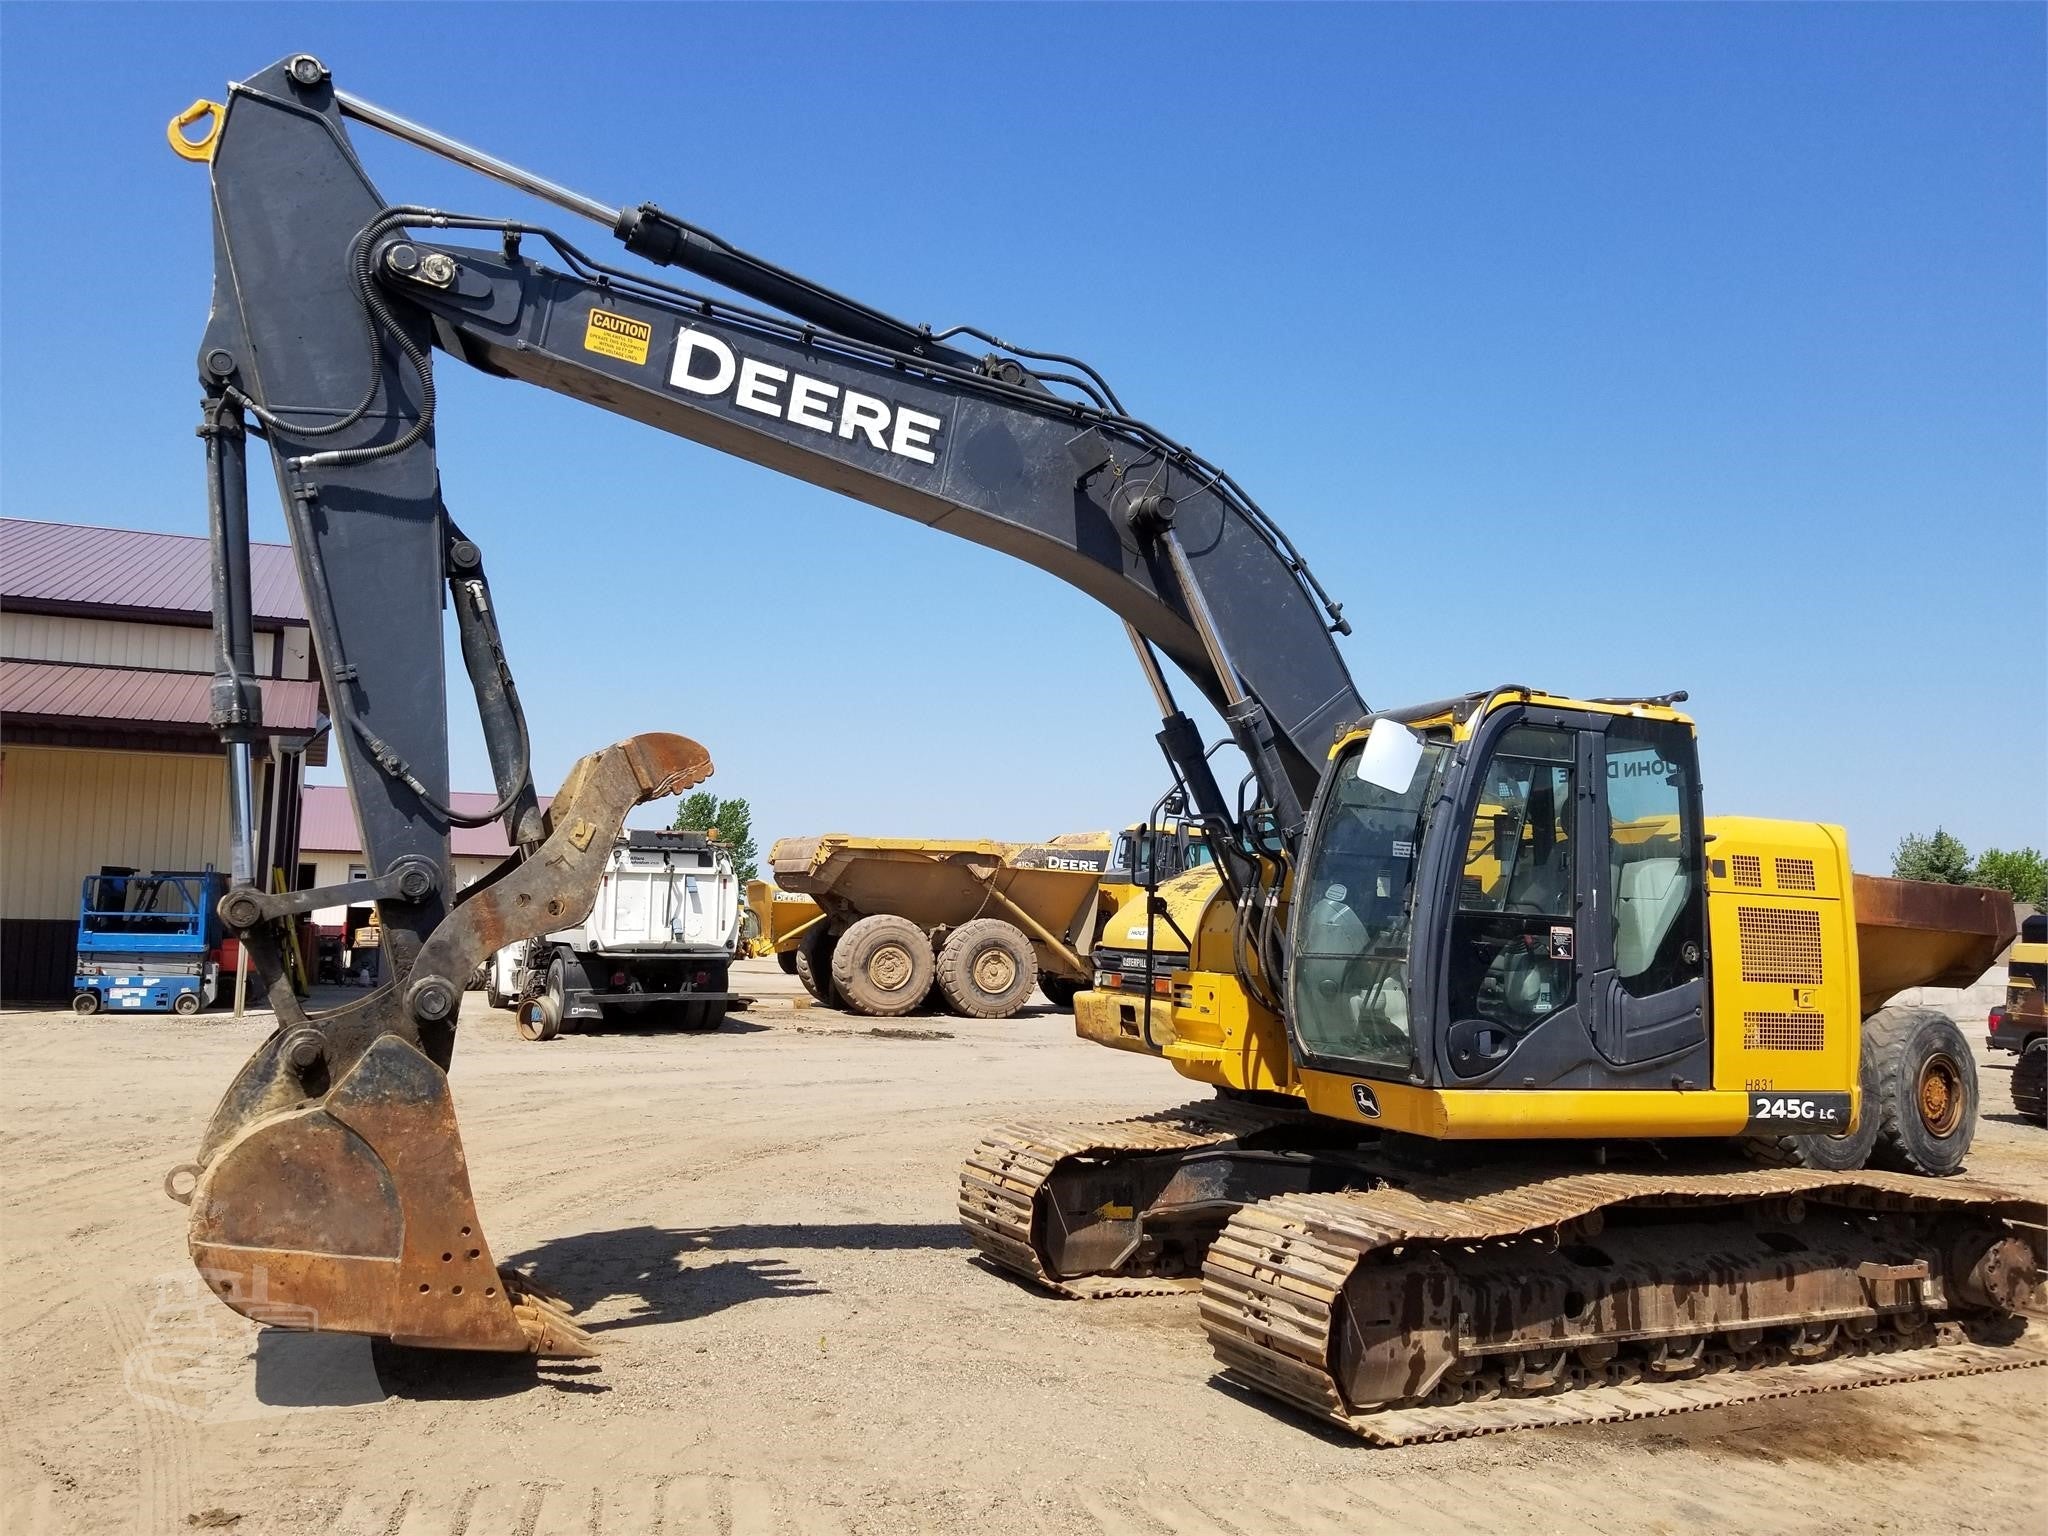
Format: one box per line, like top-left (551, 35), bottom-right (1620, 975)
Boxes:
top-left (3, 4), bottom-right (2042, 866)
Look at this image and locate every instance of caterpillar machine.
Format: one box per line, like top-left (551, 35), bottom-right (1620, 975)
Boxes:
top-left (172, 56), bottom-right (2040, 1435)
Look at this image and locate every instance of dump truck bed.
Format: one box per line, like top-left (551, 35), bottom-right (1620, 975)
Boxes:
top-left (1852, 874), bottom-right (2017, 1012)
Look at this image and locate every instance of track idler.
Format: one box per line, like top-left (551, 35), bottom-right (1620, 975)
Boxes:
top-left (170, 733), bottom-right (711, 1355)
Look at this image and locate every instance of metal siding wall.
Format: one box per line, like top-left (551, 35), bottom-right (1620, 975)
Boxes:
top-left (0, 613), bottom-right (282, 674)
top-left (279, 625), bottom-right (311, 680)
top-left (0, 747), bottom-right (231, 921)
top-left (309, 852), bottom-right (364, 929)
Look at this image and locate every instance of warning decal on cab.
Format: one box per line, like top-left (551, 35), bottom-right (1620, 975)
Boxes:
top-left (583, 309), bottom-right (652, 365)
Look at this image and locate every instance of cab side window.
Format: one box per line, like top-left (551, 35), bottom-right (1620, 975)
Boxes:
top-left (1446, 726), bottom-right (1577, 1032)
top-left (1604, 722), bottom-right (1700, 998)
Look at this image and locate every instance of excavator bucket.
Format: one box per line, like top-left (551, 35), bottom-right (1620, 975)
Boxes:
top-left (186, 1033), bottom-right (591, 1354)
top-left (174, 732), bottom-right (713, 1356)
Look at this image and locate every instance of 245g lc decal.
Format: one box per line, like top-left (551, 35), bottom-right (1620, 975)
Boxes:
top-left (1746, 1092), bottom-right (1852, 1128)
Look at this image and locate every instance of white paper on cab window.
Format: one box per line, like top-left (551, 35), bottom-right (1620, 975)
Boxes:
top-left (1357, 718), bottom-right (1425, 793)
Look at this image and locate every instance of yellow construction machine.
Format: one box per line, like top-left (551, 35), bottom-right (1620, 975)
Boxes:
top-left (963, 693), bottom-right (2041, 1440)
top-left (741, 878), bottom-right (823, 972)
top-left (170, 58), bottom-right (2040, 1441)
top-left (771, 819), bottom-right (1209, 1016)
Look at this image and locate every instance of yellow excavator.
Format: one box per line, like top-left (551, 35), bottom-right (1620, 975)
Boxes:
top-left (169, 58), bottom-right (2040, 1440)
top-left (964, 694), bottom-right (2035, 1439)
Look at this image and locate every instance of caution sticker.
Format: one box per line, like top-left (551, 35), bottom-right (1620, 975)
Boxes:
top-left (583, 308), bottom-right (652, 365)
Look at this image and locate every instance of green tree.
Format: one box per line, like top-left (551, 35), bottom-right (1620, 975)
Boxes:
top-left (673, 792), bottom-right (759, 883)
top-left (1971, 847), bottom-right (2048, 908)
top-left (1891, 827), bottom-right (1973, 885)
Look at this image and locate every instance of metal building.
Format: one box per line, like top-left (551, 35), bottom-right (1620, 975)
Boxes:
top-left (0, 518), bottom-right (326, 1001)
top-left (295, 785), bottom-right (542, 982)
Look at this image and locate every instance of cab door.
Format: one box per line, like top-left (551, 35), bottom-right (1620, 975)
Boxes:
top-left (1430, 706), bottom-right (1708, 1086)
top-left (1436, 717), bottom-right (1598, 1079)
top-left (1584, 717), bottom-right (1708, 1066)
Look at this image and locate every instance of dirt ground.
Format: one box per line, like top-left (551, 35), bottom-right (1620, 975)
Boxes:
top-left (3, 960), bottom-right (2044, 1536)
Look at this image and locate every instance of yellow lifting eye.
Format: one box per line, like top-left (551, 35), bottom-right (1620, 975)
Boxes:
top-left (167, 99), bottom-right (225, 163)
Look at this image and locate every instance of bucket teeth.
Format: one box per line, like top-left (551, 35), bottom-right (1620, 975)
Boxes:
top-left (502, 1269), bottom-right (596, 1357)
top-left (502, 1267), bottom-right (572, 1310)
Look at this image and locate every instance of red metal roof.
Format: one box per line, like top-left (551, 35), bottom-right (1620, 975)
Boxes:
top-left (299, 783), bottom-right (551, 860)
top-left (0, 517), bottom-right (306, 624)
top-left (0, 658), bottom-right (325, 733)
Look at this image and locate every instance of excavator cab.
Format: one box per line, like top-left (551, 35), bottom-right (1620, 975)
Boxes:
top-left (1290, 697), bottom-right (1710, 1095)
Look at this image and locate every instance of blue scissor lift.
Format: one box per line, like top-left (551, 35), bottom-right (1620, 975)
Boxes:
top-left (72, 868), bottom-right (229, 1015)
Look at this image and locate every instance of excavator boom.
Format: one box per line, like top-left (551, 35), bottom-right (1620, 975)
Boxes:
top-left (178, 54), bottom-right (1361, 1355)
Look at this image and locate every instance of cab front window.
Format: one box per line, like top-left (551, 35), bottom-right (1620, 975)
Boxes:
top-left (1289, 735), bottom-right (1446, 1072)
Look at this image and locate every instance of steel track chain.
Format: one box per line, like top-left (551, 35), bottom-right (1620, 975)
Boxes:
top-left (1201, 1168), bottom-right (2046, 1444)
top-left (957, 1098), bottom-right (1297, 1297)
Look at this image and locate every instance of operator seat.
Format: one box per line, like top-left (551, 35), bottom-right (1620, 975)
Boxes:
top-left (1302, 890), bottom-right (1410, 1056)
top-left (1612, 858), bottom-right (1686, 978)
top-left (1505, 843), bottom-right (1570, 915)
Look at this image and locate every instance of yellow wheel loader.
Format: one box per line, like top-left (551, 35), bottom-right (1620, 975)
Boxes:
top-left (168, 59), bottom-right (2039, 1441)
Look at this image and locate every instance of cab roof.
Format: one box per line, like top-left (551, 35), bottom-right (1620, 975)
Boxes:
top-left (1332, 685), bottom-right (1696, 755)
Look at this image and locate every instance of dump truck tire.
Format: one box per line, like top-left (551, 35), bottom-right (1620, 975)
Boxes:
top-left (831, 914), bottom-right (935, 1016)
top-left (777, 949), bottom-right (799, 976)
top-left (678, 999), bottom-right (728, 1032)
top-left (2011, 1038), bottom-right (2046, 1126)
top-left (1742, 1028), bottom-right (1881, 1171)
top-left (796, 926), bottom-right (839, 1005)
top-left (937, 919), bottom-right (1037, 1018)
top-left (1866, 1006), bottom-right (1977, 1176)
top-left (1039, 974), bottom-right (1083, 1010)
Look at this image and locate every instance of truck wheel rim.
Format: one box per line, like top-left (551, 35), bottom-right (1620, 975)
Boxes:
top-left (973, 948), bottom-right (1017, 993)
top-left (1917, 1053), bottom-right (1964, 1137)
top-left (868, 944), bottom-right (914, 992)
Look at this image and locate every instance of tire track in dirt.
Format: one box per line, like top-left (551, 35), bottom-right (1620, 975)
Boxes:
top-left (92, 1289), bottom-right (194, 1536)
top-left (326, 1476), bottom-right (827, 1536)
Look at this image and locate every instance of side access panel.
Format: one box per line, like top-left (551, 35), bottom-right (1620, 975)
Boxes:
top-left (1704, 817), bottom-right (1860, 1100)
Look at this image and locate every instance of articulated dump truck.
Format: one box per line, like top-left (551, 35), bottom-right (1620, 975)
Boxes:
top-left (960, 701), bottom-right (2046, 1445)
top-left (769, 832), bottom-right (1116, 1017)
top-left (770, 820), bottom-right (1210, 1017)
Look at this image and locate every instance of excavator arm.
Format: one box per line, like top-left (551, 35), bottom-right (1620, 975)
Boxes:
top-left (176, 53), bottom-right (1362, 1355)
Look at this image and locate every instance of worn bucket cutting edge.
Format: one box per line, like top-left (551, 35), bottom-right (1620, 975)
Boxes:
top-left (187, 1034), bottom-right (594, 1355)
